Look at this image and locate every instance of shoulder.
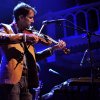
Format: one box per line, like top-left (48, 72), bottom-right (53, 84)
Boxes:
top-left (0, 23), bottom-right (12, 30)
top-left (0, 23), bottom-right (13, 34)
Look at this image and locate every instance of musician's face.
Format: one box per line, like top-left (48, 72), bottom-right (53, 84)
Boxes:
top-left (21, 9), bottom-right (35, 28)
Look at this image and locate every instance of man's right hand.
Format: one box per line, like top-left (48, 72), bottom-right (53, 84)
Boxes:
top-left (25, 34), bottom-right (39, 43)
top-left (31, 34), bottom-right (39, 43)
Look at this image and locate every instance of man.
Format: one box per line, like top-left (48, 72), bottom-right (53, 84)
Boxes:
top-left (0, 2), bottom-right (67, 100)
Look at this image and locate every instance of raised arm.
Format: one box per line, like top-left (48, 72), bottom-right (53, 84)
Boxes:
top-left (0, 33), bottom-right (23, 44)
top-left (36, 40), bottom-right (67, 61)
top-left (0, 23), bottom-right (39, 44)
top-left (0, 33), bottom-right (39, 44)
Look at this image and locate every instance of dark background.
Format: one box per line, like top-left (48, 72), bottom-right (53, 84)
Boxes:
top-left (0, 0), bottom-right (100, 99)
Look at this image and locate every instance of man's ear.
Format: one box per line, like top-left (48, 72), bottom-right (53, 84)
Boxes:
top-left (19, 15), bottom-right (24, 20)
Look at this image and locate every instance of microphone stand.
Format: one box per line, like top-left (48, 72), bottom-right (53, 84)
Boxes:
top-left (41, 19), bottom-right (100, 83)
top-left (40, 19), bottom-right (100, 98)
top-left (84, 31), bottom-right (94, 85)
top-left (41, 19), bottom-right (100, 84)
top-left (82, 30), bottom-right (97, 98)
top-left (65, 20), bottom-right (100, 98)
top-left (74, 25), bottom-right (100, 81)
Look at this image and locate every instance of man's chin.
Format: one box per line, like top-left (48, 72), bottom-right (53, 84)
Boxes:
top-left (25, 25), bottom-right (30, 29)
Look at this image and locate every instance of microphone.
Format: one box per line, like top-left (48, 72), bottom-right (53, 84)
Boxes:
top-left (42, 19), bottom-right (66, 24)
top-left (49, 69), bottom-right (60, 75)
top-left (80, 49), bottom-right (88, 67)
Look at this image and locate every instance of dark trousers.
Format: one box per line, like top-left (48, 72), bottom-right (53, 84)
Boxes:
top-left (0, 76), bottom-right (33, 100)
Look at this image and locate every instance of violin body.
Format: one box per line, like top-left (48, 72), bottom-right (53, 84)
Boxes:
top-left (23, 29), bottom-right (52, 45)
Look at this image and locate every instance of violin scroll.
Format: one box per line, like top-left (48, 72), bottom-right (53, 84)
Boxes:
top-left (63, 48), bottom-right (70, 54)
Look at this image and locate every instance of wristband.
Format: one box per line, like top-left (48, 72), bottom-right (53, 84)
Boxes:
top-left (23, 34), bottom-right (26, 42)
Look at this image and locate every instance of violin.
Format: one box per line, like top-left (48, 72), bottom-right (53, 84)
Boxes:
top-left (23, 27), bottom-right (70, 54)
top-left (23, 28), bottom-right (52, 46)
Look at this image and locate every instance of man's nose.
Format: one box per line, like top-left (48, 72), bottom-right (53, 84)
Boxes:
top-left (31, 18), bottom-right (34, 23)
